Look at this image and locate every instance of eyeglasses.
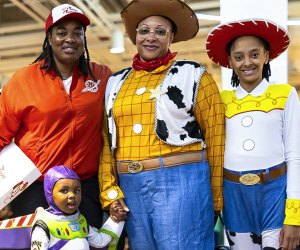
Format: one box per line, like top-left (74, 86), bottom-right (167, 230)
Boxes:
top-left (136, 27), bottom-right (170, 38)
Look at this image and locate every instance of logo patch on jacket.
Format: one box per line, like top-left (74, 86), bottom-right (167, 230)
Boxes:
top-left (82, 80), bottom-right (100, 93)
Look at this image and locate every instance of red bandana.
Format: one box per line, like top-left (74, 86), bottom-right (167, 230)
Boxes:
top-left (132, 50), bottom-right (177, 71)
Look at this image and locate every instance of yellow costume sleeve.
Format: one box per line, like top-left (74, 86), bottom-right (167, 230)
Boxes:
top-left (194, 71), bottom-right (225, 212)
top-left (284, 199), bottom-right (300, 226)
top-left (99, 111), bottom-right (124, 209)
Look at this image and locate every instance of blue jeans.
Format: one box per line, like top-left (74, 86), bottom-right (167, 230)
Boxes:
top-left (118, 160), bottom-right (214, 250)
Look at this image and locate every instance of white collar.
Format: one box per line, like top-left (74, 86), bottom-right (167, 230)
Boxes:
top-left (236, 78), bottom-right (269, 99)
top-left (41, 207), bottom-right (80, 220)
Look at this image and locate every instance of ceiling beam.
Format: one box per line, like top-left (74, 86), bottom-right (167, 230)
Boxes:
top-left (10, 0), bottom-right (44, 25)
top-left (0, 57), bottom-right (33, 73)
top-left (85, 0), bottom-right (118, 30)
top-left (23, 0), bottom-right (49, 19)
top-left (0, 46), bottom-right (40, 57)
top-left (49, 0), bottom-right (61, 6)
top-left (0, 32), bottom-right (44, 50)
top-left (0, 22), bottom-right (42, 34)
top-left (189, 1), bottom-right (220, 10)
top-left (71, 0), bottom-right (111, 37)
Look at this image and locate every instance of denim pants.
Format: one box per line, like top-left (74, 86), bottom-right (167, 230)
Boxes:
top-left (223, 164), bottom-right (287, 234)
top-left (118, 160), bottom-right (214, 250)
top-left (223, 164), bottom-right (287, 249)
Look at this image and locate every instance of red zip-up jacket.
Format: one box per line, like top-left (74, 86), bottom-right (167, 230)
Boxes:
top-left (0, 60), bottom-right (111, 180)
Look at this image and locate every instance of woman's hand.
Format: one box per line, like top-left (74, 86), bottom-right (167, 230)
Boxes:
top-left (279, 224), bottom-right (300, 250)
top-left (109, 198), bottom-right (129, 223)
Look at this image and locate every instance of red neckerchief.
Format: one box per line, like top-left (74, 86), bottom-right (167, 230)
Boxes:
top-left (132, 50), bottom-right (177, 71)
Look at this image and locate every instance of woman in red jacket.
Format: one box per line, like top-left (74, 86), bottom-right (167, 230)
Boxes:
top-left (0, 4), bottom-right (111, 231)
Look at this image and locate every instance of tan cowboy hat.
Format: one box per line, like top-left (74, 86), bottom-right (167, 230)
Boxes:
top-left (121, 0), bottom-right (199, 44)
top-left (206, 18), bottom-right (290, 68)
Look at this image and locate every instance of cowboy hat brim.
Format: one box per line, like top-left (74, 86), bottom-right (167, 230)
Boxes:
top-left (206, 19), bottom-right (290, 68)
top-left (121, 0), bottom-right (199, 44)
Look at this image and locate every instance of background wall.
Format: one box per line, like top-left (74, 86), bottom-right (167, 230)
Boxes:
top-left (0, 0), bottom-right (299, 93)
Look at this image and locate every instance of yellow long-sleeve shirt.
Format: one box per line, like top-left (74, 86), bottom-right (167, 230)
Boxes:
top-left (99, 61), bottom-right (225, 211)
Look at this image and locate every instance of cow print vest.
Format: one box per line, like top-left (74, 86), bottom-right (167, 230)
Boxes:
top-left (105, 60), bottom-right (206, 152)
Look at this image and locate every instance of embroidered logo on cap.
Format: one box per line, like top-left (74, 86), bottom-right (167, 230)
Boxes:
top-left (52, 4), bottom-right (83, 23)
top-left (63, 5), bottom-right (79, 14)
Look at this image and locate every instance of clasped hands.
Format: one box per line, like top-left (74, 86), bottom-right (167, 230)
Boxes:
top-left (109, 198), bottom-right (129, 223)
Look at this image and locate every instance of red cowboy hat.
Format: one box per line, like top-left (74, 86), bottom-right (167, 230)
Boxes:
top-left (206, 19), bottom-right (290, 68)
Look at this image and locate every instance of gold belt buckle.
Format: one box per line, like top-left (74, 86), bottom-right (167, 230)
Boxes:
top-left (239, 173), bottom-right (260, 185)
top-left (127, 161), bottom-right (143, 173)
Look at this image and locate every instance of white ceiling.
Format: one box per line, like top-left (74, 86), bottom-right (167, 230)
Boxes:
top-left (0, 0), bottom-right (300, 92)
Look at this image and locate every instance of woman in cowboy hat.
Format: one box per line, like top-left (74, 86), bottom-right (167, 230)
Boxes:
top-left (99, 0), bottom-right (225, 249)
top-left (0, 3), bottom-right (112, 233)
top-left (206, 19), bottom-right (300, 249)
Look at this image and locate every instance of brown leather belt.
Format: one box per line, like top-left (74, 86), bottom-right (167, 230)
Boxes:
top-left (224, 163), bottom-right (286, 185)
top-left (118, 151), bottom-right (207, 174)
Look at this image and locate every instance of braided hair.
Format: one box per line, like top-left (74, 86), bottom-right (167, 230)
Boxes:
top-left (33, 27), bottom-right (96, 81)
top-left (226, 36), bottom-right (271, 88)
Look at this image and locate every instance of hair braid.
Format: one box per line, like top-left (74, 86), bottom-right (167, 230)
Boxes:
top-left (33, 37), bottom-right (48, 64)
top-left (262, 62), bottom-right (271, 81)
top-left (230, 70), bottom-right (240, 88)
top-left (81, 35), bottom-right (96, 81)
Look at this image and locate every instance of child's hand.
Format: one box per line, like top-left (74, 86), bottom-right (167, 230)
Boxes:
top-left (0, 205), bottom-right (13, 220)
top-left (109, 198), bottom-right (128, 223)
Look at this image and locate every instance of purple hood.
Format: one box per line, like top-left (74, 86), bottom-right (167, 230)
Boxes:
top-left (44, 165), bottom-right (80, 215)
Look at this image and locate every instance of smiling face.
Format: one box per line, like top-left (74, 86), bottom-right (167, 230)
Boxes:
top-left (48, 19), bottom-right (85, 73)
top-left (52, 178), bottom-right (81, 215)
top-left (229, 35), bottom-right (269, 92)
top-left (136, 16), bottom-right (174, 62)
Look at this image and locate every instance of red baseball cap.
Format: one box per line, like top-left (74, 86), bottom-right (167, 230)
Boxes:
top-left (45, 4), bottom-right (90, 33)
top-left (206, 18), bottom-right (290, 68)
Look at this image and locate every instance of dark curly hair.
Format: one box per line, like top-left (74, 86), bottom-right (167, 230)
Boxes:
top-left (226, 36), bottom-right (271, 88)
top-left (33, 26), bottom-right (96, 81)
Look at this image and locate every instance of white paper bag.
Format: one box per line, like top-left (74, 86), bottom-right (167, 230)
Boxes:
top-left (0, 142), bottom-right (41, 210)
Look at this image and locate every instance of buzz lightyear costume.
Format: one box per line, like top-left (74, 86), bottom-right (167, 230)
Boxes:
top-left (31, 166), bottom-right (124, 250)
